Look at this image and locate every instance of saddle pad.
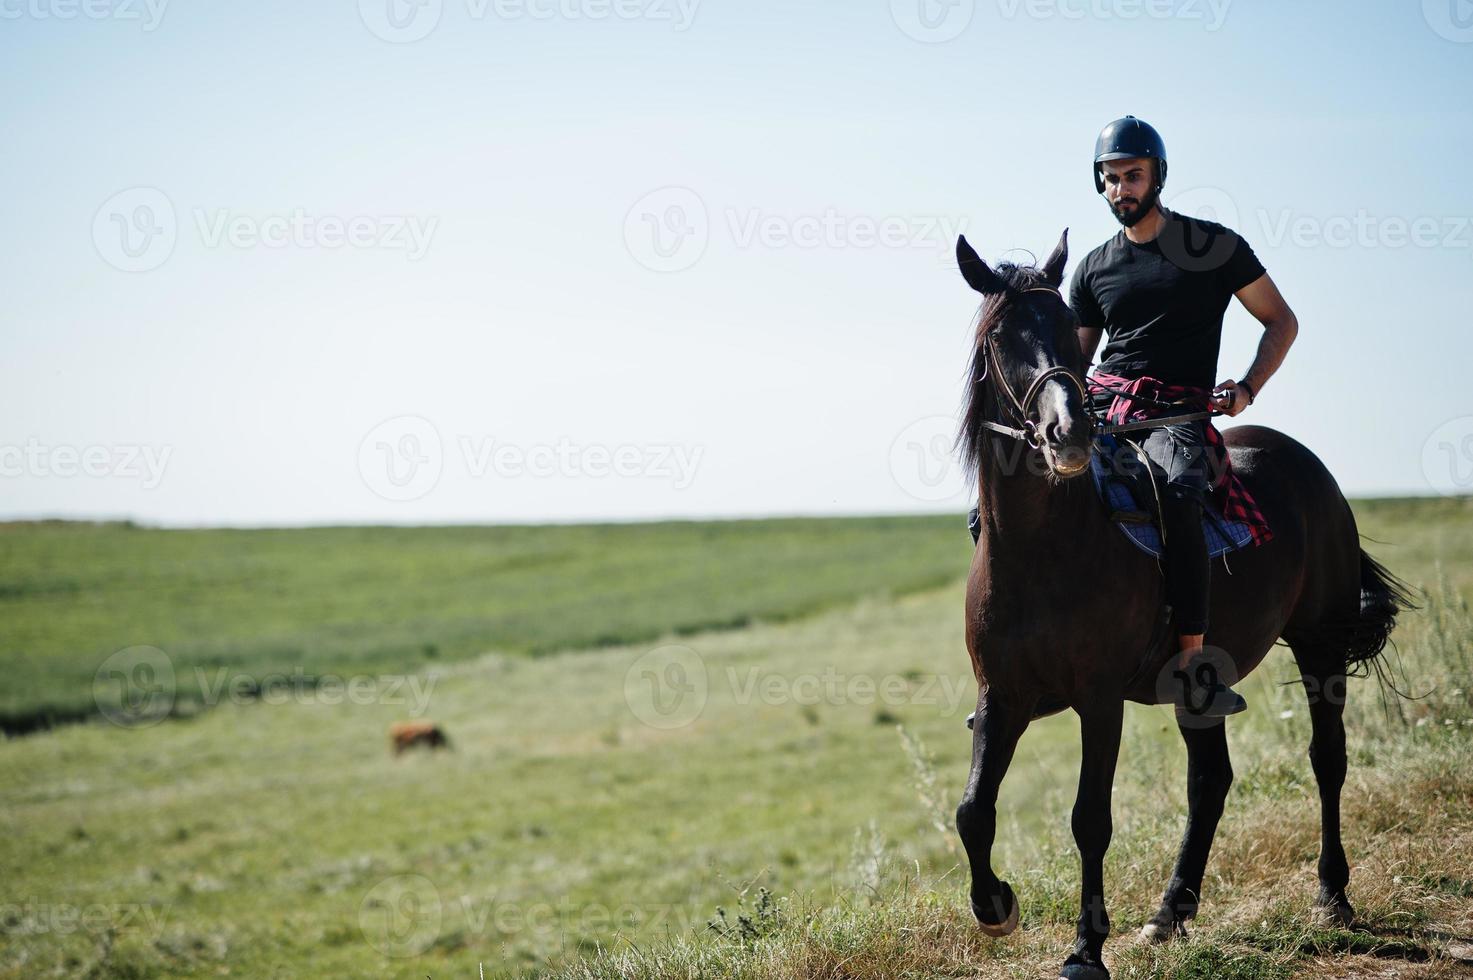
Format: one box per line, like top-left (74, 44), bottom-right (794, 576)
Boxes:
top-left (1090, 433), bottom-right (1254, 561)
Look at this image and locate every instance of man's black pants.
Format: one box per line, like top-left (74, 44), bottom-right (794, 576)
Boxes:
top-left (1139, 419), bottom-right (1212, 635)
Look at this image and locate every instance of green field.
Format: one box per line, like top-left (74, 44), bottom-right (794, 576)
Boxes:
top-left (1, 501), bottom-right (1470, 979)
top-left (0, 517), bottom-right (966, 733)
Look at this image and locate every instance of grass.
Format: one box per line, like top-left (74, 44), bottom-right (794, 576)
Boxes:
top-left (0, 515), bottom-right (968, 733)
top-left (0, 499), bottom-right (1469, 979)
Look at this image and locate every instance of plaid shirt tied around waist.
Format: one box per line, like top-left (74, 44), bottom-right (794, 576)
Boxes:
top-left (1089, 370), bottom-right (1274, 547)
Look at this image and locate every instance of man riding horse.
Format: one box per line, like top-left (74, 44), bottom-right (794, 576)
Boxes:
top-left (969, 115), bottom-right (1300, 717)
top-left (951, 119), bottom-right (1406, 980)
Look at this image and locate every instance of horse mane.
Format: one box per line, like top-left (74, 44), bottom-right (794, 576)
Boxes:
top-left (956, 260), bottom-right (1055, 477)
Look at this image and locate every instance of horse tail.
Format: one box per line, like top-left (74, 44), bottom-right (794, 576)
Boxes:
top-left (1343, 549), bottom-right (1417, 676)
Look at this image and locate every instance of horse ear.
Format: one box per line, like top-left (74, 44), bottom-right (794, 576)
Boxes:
top-left (1041, 228), bottom-right (1069, 286)
top-left (957, 235), bottom-right (1006, 295)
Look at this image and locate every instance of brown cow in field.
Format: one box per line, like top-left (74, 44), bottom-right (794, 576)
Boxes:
top-left (389, 720), bottom-right (449, 755)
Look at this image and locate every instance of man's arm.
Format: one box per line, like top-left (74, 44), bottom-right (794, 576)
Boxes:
top-left (1211, 272), bottom-right (1298, 417)
top-left (1076, 326), bottom-right (1103, 365)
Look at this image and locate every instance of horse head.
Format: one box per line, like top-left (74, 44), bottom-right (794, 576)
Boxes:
top-left (956, 230), bottom-right (1092, 480)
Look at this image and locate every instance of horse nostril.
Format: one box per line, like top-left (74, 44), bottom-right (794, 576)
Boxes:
top-left (1043, 417), bottom-right (1072, 447)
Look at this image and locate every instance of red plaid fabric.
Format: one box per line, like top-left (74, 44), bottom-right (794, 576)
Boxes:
top-left (1090, 370), bottom-right (1274, 547)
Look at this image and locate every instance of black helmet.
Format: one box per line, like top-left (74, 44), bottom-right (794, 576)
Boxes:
top-left (1093, 115), bottom-right (1167, 194)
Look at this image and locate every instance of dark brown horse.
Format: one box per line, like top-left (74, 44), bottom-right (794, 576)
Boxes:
top-left (952, 231), bottom-right (1411, 980)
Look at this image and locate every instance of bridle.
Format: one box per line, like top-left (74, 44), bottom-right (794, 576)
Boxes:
top-left (975, 285), bottom-right (1090, 450)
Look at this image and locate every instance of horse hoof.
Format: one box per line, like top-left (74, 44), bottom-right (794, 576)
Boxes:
top-left (1058, 960), bottom-right (1110, 980)
top-left (1139, 914), bottom-right (1188, 944)
top-left (973, 881), bottom-right (1019, 937)
top-left (1311, 895), bottom-right (1355, 928)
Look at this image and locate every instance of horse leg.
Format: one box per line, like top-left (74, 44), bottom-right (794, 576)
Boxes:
top-left (956, 688), bottom-right (1027, 934)
top-left (1141, 719), bottom-right (1233, 942)
top-left (1060, 700), bottom-right (1124, 980)
top-left (1293, 647), bottom-right (1355, 926)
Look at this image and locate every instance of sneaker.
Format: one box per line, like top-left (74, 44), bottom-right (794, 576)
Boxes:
top-left (1171, 666), bottom-right (1248, 718)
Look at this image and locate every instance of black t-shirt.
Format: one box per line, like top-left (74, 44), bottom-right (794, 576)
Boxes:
top-left (1069, 211), bottom-right (1265, 390)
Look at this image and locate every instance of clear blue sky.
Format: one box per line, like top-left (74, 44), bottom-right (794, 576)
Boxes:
top-left (3, 0), bottom-right (1471, 525)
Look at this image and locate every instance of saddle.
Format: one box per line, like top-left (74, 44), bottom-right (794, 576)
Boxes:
top-left (1089, 432), bottom-right (1256, 560)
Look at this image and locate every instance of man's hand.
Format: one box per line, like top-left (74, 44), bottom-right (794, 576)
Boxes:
top-left (1210, 380), bottom-right (1250, 417)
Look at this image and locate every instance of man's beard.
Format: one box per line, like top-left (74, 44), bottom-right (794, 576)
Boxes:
top-left (1111, 183), bottom-right (1160, 228)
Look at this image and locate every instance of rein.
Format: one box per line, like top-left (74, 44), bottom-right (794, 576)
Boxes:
top-left (975, 285), bottom-right (1217, 447)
